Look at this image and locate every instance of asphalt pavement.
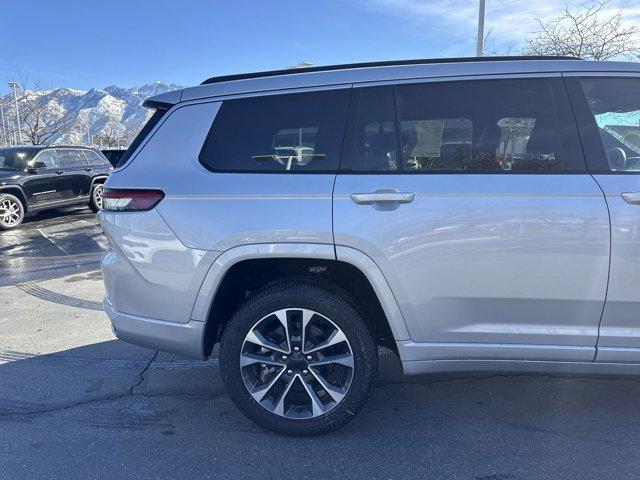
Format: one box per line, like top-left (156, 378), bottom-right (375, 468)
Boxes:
top-left (1, 208), bottom-right (640, 479)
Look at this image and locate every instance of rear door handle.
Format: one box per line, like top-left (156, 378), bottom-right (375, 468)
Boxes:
top-left (55, 170), bottom-right (64, 175)
top-left (350, 190), bottom-right (415, 205)
top-left (622, 192), bottom-right (640, 205)
top-left (84, 167), bottom-right (92, 172)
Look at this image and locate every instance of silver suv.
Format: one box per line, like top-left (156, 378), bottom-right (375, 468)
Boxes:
top-left (100, 57), bottom-right (640, 435)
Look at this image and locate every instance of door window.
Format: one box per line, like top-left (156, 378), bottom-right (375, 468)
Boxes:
top-left (33, 150), bottom-right (60, 169)
top-left (200, 89), bottom-right (350, 172)
top-left (396, 78), bottom-right (565, 172)
top-left (343, 78), bottom-right (579, 173)
top-left (579, 78), bottom-right (640, 171)
top-left (57, 150), bottom-right (88, 168)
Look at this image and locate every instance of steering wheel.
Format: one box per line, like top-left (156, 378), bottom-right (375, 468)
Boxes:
top-left (607, 147), bottom-right (627, 171)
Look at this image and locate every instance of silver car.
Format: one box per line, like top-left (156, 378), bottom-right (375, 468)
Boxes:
top-left (100, 57), bottom-right (640, 435)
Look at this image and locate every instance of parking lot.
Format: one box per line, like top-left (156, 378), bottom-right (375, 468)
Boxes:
top-left (1, 207), bottom-right (640, 479)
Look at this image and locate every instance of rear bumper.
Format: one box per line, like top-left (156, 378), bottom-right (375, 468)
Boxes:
top-left (104, 297), bottom-right (206, 359)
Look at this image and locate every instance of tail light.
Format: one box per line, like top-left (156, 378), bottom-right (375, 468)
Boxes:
top-left (101, 189), bottom-right (165, 212)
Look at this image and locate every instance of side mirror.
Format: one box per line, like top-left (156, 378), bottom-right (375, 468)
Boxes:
top-left (27, 161), bottom-right (47, 173)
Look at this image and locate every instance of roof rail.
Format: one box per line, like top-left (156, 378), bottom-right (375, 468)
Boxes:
top-left (200, 56), bottom-right (581, 85)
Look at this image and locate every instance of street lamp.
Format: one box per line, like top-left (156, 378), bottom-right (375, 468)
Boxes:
top-left (476, 0), bottom-right (486, 57)
top-left (7, 82), bottom-right (22, 145)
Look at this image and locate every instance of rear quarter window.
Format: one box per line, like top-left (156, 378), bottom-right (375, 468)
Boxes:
top-left (199, 89), bottom-right (350, 172)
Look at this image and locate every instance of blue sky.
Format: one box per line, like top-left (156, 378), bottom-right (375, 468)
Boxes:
top-left (2, 0), bottom-right (639, 93)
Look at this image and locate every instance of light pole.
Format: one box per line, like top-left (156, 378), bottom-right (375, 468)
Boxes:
top-left (7, 82), bottom-right (22, 144)
top-left (0, 105), bottom-right (8, 146)
top-left (476, 0), bottom-right (486, 57)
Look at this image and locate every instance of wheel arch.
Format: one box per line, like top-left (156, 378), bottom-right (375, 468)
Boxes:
top-left (192, 243), bottom-right (409, 359)
top-left (90, 175), bottom-right (108, 190)
top-left (0, 185), bottom-right (28, 212)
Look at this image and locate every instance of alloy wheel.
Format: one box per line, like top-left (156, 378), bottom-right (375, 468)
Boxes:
top-left (240, 308), bottom-right (354, 419)
top-left (93, 185), bottom-right (103, 210)
top-left (0, 198), bottom-right (22, 227)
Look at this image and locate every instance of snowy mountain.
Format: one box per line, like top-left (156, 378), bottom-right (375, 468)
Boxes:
top-left (0, 81), bottom-right (183, 147)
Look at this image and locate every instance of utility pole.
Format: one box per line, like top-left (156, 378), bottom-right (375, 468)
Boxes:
top-left (7, 82), bottom-right (22, 144)
top-left (0, 105), bottom-right (8, 146)
top-left (476, 0), bottom-right (486, 57)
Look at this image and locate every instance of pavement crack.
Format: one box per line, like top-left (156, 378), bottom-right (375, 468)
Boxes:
top-left (130, 351), bottom-right (158, 394)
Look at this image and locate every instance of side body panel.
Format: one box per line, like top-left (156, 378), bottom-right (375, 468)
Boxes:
top-left (334, 174), bottom-right (610, 361)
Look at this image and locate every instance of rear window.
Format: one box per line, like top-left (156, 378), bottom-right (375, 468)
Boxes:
top-left (199, 89), bottom-right (350, 172)
top-left (83, 149), bottom-right (109, 166)
top-left (58, 149), bottom-right (88, 167)
top-left (116, 109), bottom-right (166, 168)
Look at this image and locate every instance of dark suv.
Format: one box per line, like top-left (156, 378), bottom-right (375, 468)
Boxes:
top-left (0, 145), bottom-right (111, 229)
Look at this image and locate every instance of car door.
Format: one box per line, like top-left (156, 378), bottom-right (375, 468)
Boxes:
top-left (333, 77), bottom-right (610, 362)
top-left (566, 75), bottom-right (640, 363)
top-left (57, 149), bottom-right (92, 199)
top-left (22, 149), bottom-right (68, 207)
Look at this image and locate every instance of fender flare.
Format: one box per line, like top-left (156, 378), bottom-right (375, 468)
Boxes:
top-left (90, 175), bottom-right (109, 190)
top-left (190, 242), bottom-right (409, 343)
top-left (0, 185), bottom-right (29, 212)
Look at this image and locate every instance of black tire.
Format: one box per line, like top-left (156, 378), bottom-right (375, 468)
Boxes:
top-left (0, 193), bottom-right (25, 230)
top-left (219, 280), bottom-right (377, 435)
top-left (88, 183), bottom-right (103, 213)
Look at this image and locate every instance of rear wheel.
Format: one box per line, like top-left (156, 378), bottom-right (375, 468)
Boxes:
top-left (219, 281), bottom-right (377, 435)
top-left (89, 184), bottom-right (103, 212)
top-left (0, 193), bottom-right (25, 230)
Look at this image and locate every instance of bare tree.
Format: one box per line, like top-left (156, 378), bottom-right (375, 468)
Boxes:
top-left (16, 78), bottom-right (73, 145)
top-left (94, 121), bottom-right (128, 147)
top-left (475, 27), bottom-right (518, 56)
top-left (524, 0), bottom-right (640, 60)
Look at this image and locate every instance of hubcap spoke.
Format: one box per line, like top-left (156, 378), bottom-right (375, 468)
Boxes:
top-left (308, 368), bottom-right (346, 404)
top-left (300, 374), bottom-right (325, 416)
top-left (309, 352), bottom-right (354, 368)
top-left (245, 329), bottom-right (289, 354)
top-left (249, 366), bottom-right (286, 402)
top-left (240, 352), bottom-right (286, 368)
top-left (273, 373), bottom-right (298, 416)
top-left (273, 309), bottom-right (291, 353)
top-left (304, 329), bottom-right (348, 354)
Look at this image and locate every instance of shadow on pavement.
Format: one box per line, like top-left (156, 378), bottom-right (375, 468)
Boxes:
top-left (1, 340), bottom-right (640, 479)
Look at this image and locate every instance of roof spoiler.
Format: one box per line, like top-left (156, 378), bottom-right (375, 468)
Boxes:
top-left (141, 89), bottom-right (182, 110)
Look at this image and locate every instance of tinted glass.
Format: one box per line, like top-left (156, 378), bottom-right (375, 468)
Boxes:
top-left (342, 87), bottom-right (398, 172)
top-left (84, 149), bottom-right (108, 166)
top-left (58, 150), bottom-right (88, 167)
top-left (117, 109), bottom-right (166, 168)
top-left (580, 78), bottom-right (640, 171)
top-left (0, 148), bottom-right (34, 170)
top-left (34, 150), bottom-right (60, 168)
top-left (396, 78), bottom-right (565, 172)
top-left (200, 89), bottom-right (350, 172)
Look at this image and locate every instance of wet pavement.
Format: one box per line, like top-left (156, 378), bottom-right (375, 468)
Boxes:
top-left (0, 206), bottom-right (107, 286)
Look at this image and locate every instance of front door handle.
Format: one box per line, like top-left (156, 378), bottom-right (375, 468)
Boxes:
top-left (55, 170), bottom-right (64, 175)
top-left (350, 189), bottom-right (415, 205)
top-left (622, 192), bottom-right (640, 205)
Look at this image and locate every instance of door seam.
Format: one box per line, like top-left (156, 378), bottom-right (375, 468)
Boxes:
top-left (589, 173), bottom-right (613, 363)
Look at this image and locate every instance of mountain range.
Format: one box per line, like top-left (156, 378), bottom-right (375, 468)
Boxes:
top-left (0, 81), bottom-right (184, 147)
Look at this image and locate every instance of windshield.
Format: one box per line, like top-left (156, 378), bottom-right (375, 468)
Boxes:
top-left (0, 148), bottom-right (34, 170)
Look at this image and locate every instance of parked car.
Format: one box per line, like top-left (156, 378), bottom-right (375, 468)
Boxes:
top-left (101, 148), bottom-right (126, 168)
top-left (100, 56), bottom-right (640, 435)
top-left (0, 146), bottom-right (110, 229)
